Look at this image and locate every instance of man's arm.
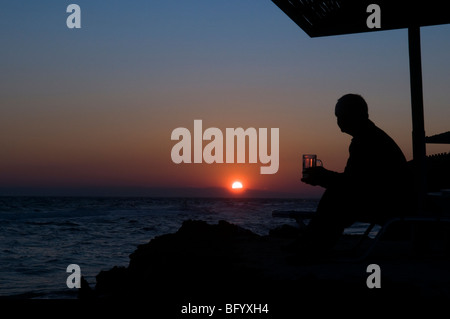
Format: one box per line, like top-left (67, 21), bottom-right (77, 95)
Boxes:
top-left (301, 166), bottom-right (342, 189)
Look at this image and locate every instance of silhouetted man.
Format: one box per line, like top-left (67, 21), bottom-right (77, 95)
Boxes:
top-left (300, 94), bottom-right (412, 255)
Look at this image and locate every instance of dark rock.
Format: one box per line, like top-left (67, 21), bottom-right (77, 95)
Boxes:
top-left (79, 219), bottom-right (450, 313)
top-left (269, 224), bottom-right (302, 238)
top-left (86, 220), bottom-right (264, 300)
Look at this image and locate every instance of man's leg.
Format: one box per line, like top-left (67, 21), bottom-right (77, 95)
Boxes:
top-left (301, 187), bottom-right (355, 254)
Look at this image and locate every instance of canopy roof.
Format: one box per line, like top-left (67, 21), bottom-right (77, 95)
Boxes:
top-left (272, 0), bottom-right (450, 37)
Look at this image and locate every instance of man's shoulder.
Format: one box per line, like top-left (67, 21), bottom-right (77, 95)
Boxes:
top-left (366, 121), bottom-right (396, 143)
top-left (370, 123), bottom-right (407, 160)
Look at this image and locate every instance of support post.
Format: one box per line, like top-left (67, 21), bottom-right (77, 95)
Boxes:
top-left (408, 26), bottom-right (427, 215)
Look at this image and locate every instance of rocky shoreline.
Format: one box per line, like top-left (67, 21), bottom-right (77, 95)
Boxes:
top-left (78, 219), bottom-right (450, 314)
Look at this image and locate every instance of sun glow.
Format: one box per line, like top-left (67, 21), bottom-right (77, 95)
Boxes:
top-left (232, 181), bottom-right (243, 189)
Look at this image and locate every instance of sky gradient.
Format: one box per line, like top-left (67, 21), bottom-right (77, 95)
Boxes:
top-left (1, 1), bottom-right (449, 197)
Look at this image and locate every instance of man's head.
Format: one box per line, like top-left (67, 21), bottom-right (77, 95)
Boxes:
top-left (335, 94), bottom-right (369, 136)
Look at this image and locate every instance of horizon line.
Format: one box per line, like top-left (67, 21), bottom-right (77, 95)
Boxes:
top-left (0, 185), bottom-right (321, 199)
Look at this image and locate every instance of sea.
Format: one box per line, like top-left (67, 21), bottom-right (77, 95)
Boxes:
top-left (0, 197), bottom-right (374, 299)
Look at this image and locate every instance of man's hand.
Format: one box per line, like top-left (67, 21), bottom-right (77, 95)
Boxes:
top-left (301, 166), bottom-right (334, 187)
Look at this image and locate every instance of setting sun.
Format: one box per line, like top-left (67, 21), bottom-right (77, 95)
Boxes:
top-left (232, 181), bottom-right (243, 189)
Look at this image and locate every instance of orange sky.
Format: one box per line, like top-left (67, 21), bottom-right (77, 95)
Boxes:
top-left (1, 2), bottom-right (449, 197)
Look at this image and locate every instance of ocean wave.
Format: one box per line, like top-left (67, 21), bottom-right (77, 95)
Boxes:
top-left (0, 197), bottom-right (320, 298)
